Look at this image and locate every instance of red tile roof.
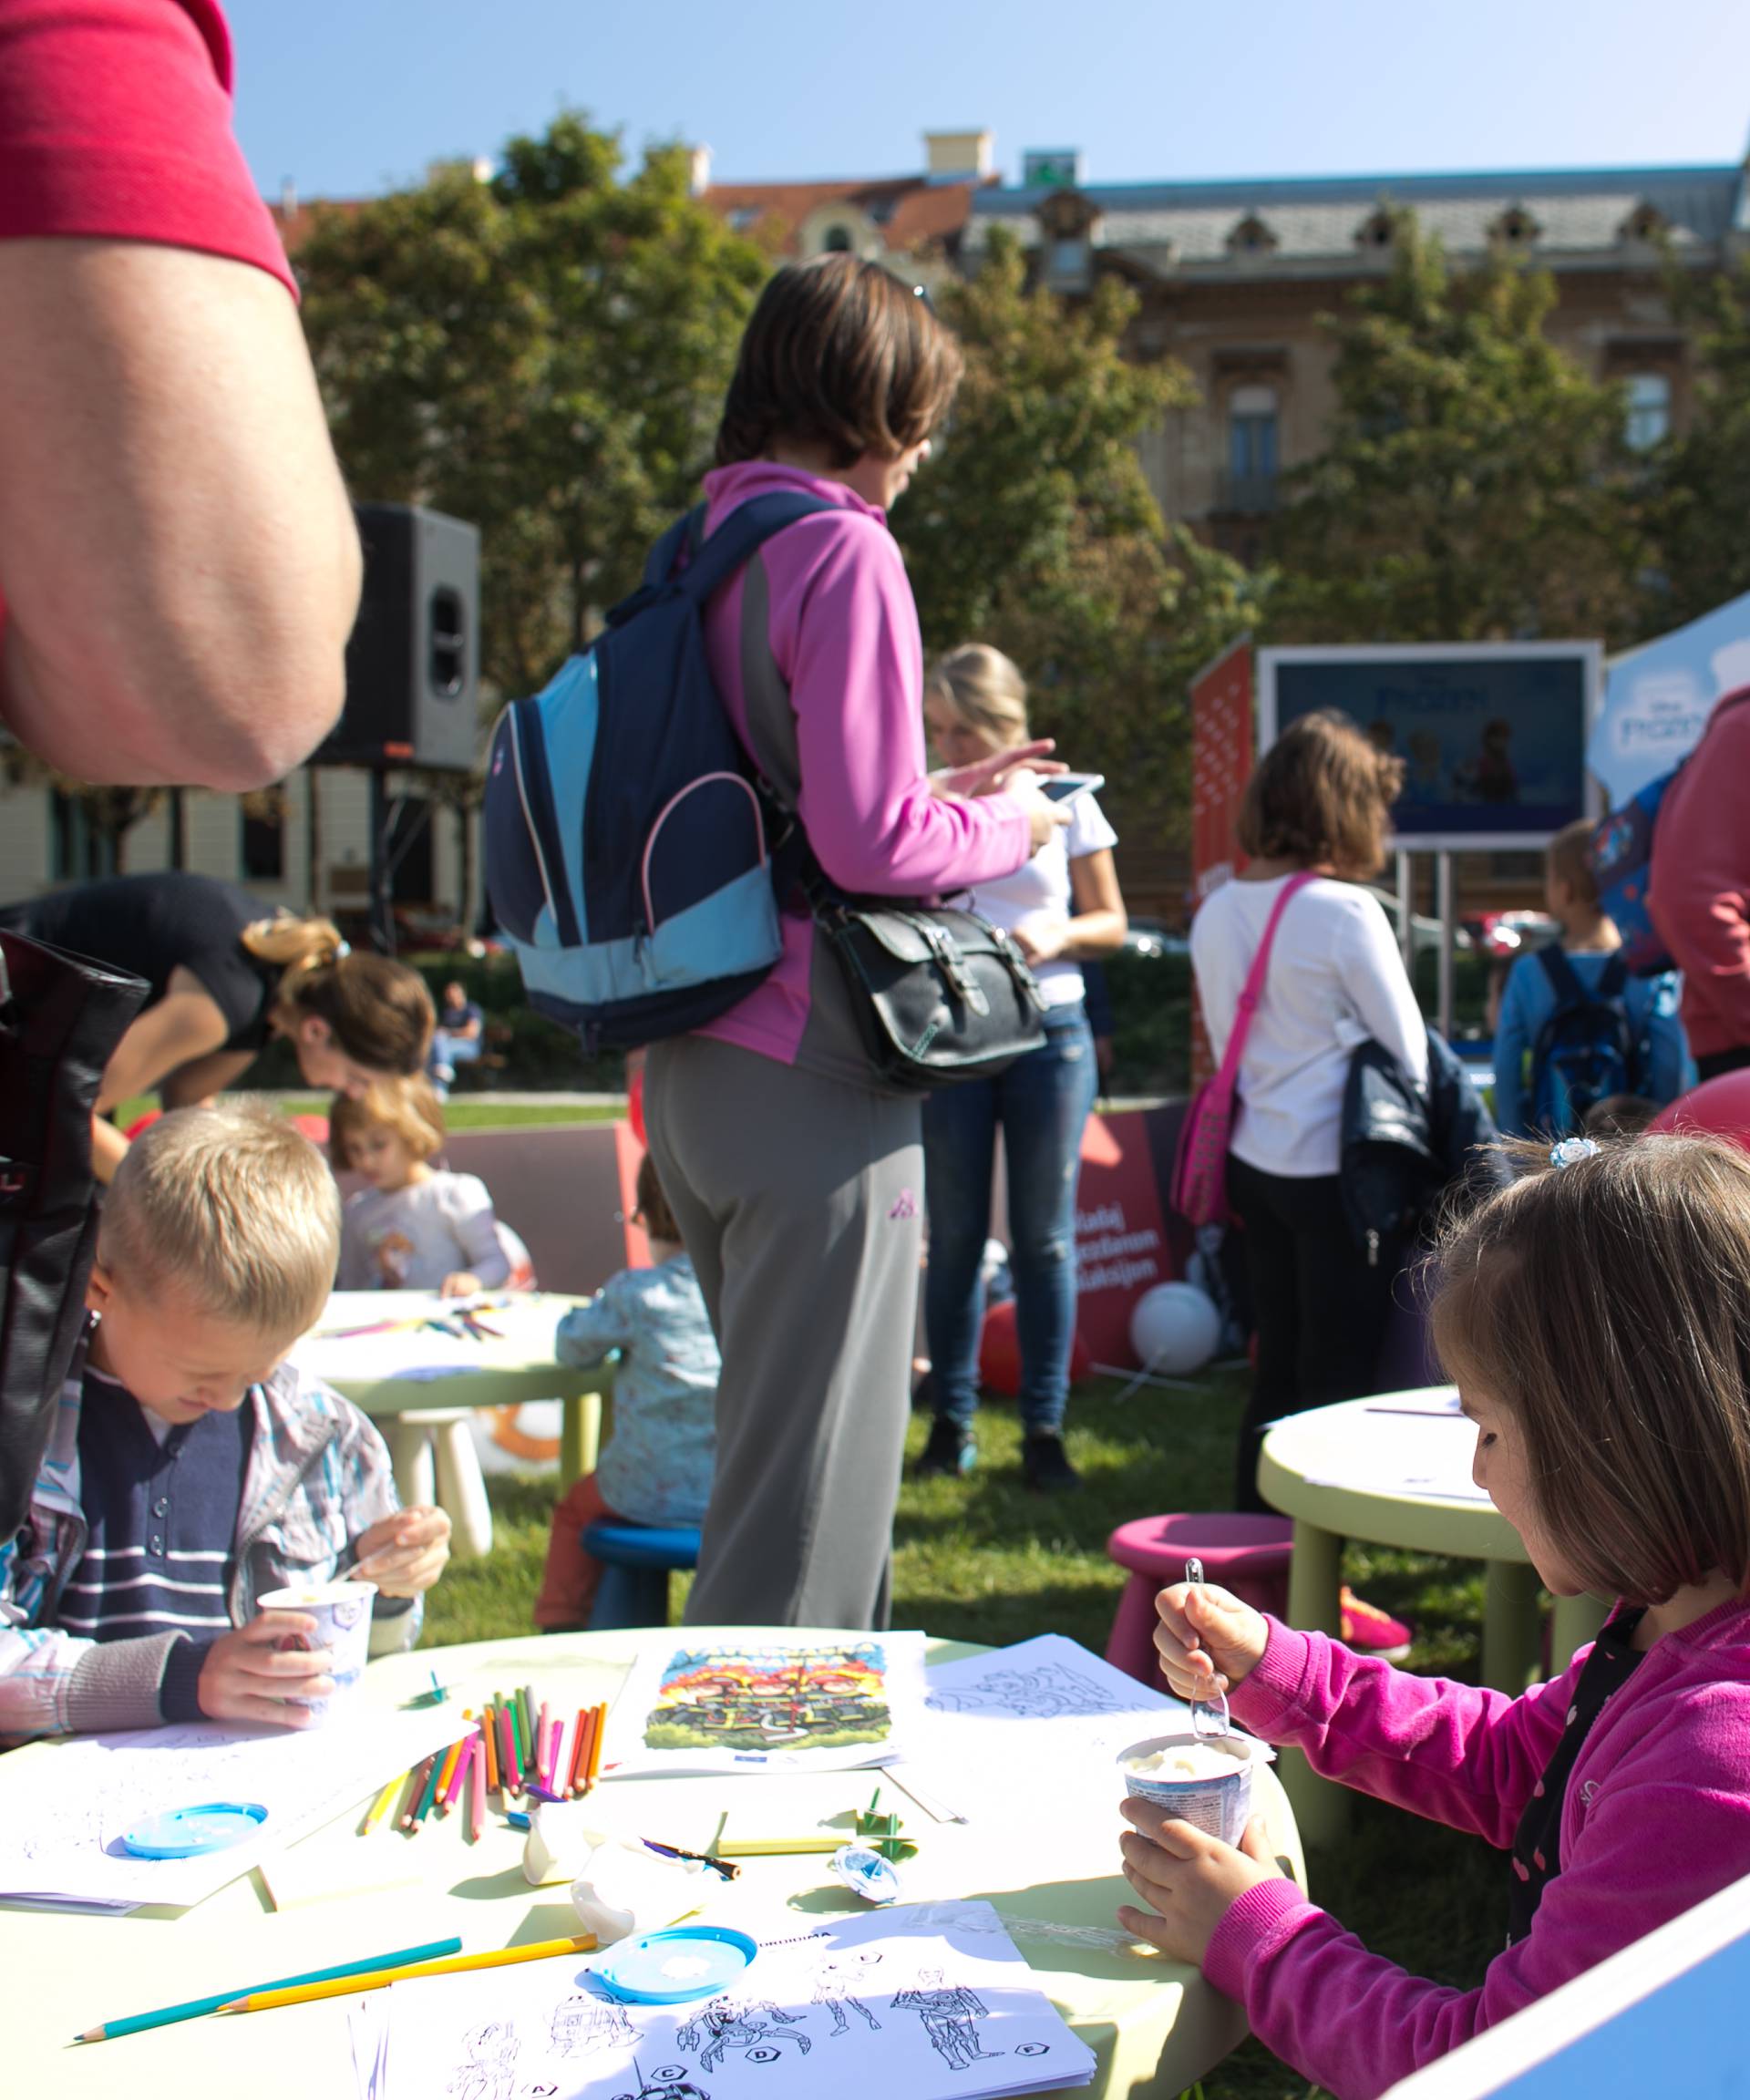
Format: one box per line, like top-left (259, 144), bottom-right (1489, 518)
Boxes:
top-left (702, 174), bottom-right (995, 254)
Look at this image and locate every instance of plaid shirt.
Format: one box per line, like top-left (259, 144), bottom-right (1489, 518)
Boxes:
top-left (0, 1330), bottom-right (419, 1739)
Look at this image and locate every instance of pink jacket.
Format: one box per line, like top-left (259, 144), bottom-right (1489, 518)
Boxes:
top-left (1208, 1603), bottom-right (1750, 2100)
top-left (695, 461), bottom-right (1033, 1075)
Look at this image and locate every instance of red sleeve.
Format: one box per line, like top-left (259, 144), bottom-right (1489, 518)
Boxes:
top-left (0, 0), bottom-right (293, 294)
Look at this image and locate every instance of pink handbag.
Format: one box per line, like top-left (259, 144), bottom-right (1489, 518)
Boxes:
top-left (1171, 872), bottom-right (1316, 1228)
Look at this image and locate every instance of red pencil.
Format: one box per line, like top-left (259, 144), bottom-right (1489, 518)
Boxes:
top-left (468, 1724), bottom-right (486, 1841)
top-left (575, 1706), bottom-right (601, 1794)
top-left (566, 1708), bottom-right (590, 1796)
top-left (397, 1755), bottom-right (435, 1831)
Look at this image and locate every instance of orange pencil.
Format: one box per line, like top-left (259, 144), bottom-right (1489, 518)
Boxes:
top-left (584, 1701), bottom-right (608, 1790)
top-left (571, 1707), bottom-right (597, 1796)
top-left (481, 1700), bottom-right (500, 1796)
top-left (432, 1737), bottom-right (465, 1815)
top-left (564, 1708), bottom-right (588, 1796)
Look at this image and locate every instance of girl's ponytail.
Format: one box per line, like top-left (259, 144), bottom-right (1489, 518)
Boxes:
top-left (246, 911), bottom-right (433, 1077)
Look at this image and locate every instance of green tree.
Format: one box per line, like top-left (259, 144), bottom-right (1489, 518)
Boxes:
top-left (1649, 257), bottom-right (1750, 627)
top-left (1267, 213), bottom-right (1649, 647)
top-left (297, 115), bottom-right (767, 703)
top-left (894, 232), bottom-right (1261, 834)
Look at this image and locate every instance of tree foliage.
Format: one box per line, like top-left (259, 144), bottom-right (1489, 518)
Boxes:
top-left (894, 232), bottom-right (1259, 833)
top-left (1266, 213), bottom-right (1651, 648)
top-left (297, 115), bottom-right (767, 702)
top-left (1649, 256), bottom-right (1750, 628)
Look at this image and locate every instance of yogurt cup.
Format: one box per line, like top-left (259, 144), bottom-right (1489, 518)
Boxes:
top-left (1117, 1731), bottom-right (1272, 1846)
top-left (257, 1580), bottom-right (376, 1716)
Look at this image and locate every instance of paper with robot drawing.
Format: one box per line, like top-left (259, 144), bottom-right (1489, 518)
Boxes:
top-left (603, 1632), bottom-right (926, 1777)
top-left (0, 1703), bottom-right (467, 1910)
top-left (355, 1899), bottom-right (1095, 2100)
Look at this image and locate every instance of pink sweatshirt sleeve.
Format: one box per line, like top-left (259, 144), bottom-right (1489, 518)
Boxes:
top-left (1202, 1626), bottom-right (1750, 2098)
top-left (783, 516), bottom-right (1032, 896)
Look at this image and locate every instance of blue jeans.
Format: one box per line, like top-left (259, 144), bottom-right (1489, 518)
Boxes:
top-left (922, 1002), bottom-right (1098, 1436)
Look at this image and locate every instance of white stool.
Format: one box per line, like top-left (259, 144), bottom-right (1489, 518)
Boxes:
top-left (383, 1408), bottom-right (494, 1559)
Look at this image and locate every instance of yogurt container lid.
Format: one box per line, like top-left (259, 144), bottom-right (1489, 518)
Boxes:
top-left (830, 1844), bottom-right (903, 1906)
top-left (121, 1801), bottom-right (268, 1858)
top-left (597, 1925), bottom-right (758, 2003)
top-left (1117, 1730), bottom-right (1275, 1772)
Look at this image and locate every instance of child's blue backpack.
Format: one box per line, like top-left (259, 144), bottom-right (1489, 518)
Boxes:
top-left (1529, 947), bottom-right (1649, 1138)
top-left (483, 492), bottom-right (829, 1052)
top-left (1587, 768), bottom-right (1683, 977)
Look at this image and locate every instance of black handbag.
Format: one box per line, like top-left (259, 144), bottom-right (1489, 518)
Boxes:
top-left (0, 930), bottom-right (149, 1542)
top-left (810, 890), bottom-right (1049, 1092)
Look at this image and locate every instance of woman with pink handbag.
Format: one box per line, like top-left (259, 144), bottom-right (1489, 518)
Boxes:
top-left (1187, 714), bottom-right (1425, 1642)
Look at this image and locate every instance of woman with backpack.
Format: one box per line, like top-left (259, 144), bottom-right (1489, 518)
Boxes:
top-left (643, 256), bottom-right (1067, 1632)
top-left (1189, 712), bottom-right (1425, 1653)
top-left (1492, 819), bottom-right (1692, 1139)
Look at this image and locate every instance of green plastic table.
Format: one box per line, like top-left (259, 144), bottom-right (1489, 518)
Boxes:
top-left (5, 1629), bottom-right (1304, 2098)
top-left (1259, 1392), bottom-right (1610, 1847)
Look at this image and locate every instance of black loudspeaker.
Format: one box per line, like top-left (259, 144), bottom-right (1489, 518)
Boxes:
top-left (314, 503), bottom-right (480, 772)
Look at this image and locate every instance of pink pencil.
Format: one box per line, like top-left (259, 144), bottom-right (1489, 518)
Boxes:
top-left (536, 1702), bottom-right (551, 1791)
top-left (547, 1715), bottom-right (568, 1799)
top-left (442, 1735), bottom-right (476, 1811)
top-left (468, 1727), bottom-right (486, 1841)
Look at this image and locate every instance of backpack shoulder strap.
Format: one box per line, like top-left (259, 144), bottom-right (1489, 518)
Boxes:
top-left (677, 492), bottom-right (839, 604)
top-left (642, 504), bottom-right (708, 592)
top-left (1537, 944), bottom-right (1590, 1010)
top-left (1597, 952), bottom-right (1629, 1001)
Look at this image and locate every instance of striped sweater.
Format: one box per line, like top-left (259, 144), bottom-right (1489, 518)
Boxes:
top-left (0, 1329), bottom-right (419, 1740)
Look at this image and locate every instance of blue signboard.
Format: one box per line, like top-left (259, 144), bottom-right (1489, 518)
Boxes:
top-left (1590, 590), bottom-right (1750, 806)
top-left (1260, 644), bottom-right (1602, 851)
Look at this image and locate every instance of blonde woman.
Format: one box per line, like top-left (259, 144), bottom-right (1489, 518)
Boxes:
top-left (917, 645), bottom-right (1127, 1490)
top-left (0, 871), bottom-right (433, 1180)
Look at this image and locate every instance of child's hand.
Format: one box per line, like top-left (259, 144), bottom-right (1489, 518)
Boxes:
top-left (1117, 1807), bottom-right (1291, 1965)
top-left (351, 1506), bottom-right (452, 1597)
top-left (1154, 1580), bottom-right (1270, 1701)
top-left (198, 1612), bottom-right (331, 1726)
top-left (440, 1270), bottom-right (483, 1298)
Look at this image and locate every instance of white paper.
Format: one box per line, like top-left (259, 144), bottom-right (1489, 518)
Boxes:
top-left (0, 1703), bottom-right (468, 1910)
top-left (367, 1899), bottom-right (1095, 2100)
top-left (911, 1634), bottom-right (1193, 1823)
top-left (604, 1632), bottom-right (926, 1778)
top-left (1301, 1411), bottom-right (1491, 1504)
top-left (292, 1290), bottom-right (541, 1388)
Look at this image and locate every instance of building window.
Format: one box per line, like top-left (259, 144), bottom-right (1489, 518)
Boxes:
top-left (241, 788), bottom-right (287, 881)
top-left (1490, 204), bottom-right (1540, 249)
top-left (1356, 208), bottom-right (1395, 252)
top-left (1222, 382), bottom-right (1280, 510)
top-left (1624, 371), bottom-right (1672, 452)
top-left (821, 225), bottom-right (853, 253)
top-left (1619, 201), bottom-right (1669, 246)
top-left (1226, 212), bottom-right (1278, 258)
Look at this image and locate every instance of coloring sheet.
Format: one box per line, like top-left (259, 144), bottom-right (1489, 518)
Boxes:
top-left (357, 1899), bottom-right (1096, 2100)
top-left (0, 1702), bottom-right (466, 1910)
top-left (604, 1633), bottom-right (926, 1777)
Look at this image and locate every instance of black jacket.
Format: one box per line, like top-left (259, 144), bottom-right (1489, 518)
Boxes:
top-left (1341, 1028), bottom-right (1511, 1261)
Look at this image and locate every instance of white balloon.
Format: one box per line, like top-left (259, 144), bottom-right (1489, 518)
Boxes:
top-left (1129, 1282), bottom-right (1221, 1375)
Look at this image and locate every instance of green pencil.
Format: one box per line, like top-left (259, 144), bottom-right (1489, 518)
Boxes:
top-left (519, 1683), bottom-right (536, 1762)
top-left (77, 1935), bottom-right (461, 2042)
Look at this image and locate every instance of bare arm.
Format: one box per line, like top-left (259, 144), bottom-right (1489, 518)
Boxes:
top-left (89, 976), bottom-right (232, 1184)
top-left (1064, 848), bottom-right (1128, 959)
top-left (0, 240), bottom-right (361, 789)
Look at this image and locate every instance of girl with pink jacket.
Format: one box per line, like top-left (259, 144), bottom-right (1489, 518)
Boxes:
top-left (1122, 1135), bottom-right (1750, 2099)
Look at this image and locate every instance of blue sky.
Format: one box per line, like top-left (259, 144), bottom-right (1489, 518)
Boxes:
top-left (227, 0), bottom-right (1750, 200)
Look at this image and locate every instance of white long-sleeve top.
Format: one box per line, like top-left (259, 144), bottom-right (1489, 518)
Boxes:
top-left (337, 1172), bottom-right (533, 1292)
top-left (1189, 874), bottom-right (1426, 1178)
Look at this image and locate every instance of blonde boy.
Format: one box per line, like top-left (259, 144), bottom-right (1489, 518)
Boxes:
top-left (0, 1107), bottom-right (448, 1738)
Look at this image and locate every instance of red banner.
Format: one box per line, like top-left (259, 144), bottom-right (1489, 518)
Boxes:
top-left (1071, 1107), bottom-right (1175, 1366)
top-left (1187, 640), bottom-right (1254, 1085)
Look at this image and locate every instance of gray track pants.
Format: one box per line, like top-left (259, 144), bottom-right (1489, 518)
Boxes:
top-left (644, 1034), bottom-right (923, 1630)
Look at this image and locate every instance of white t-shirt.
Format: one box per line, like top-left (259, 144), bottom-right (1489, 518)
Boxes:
top-left (1189, 874), bottom-right (1427, 1178)
top-left (962, 793), bottom-right (1118, 1007)
top-left (337, 1171), bottom-right (534, 1292)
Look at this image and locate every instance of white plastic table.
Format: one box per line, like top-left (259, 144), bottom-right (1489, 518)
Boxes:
top-left (292, 1292), bottom-right (612, 1558)
top-left (5, 1629), bottom-right (1305, 2099)
top-left (1259, 1391), bottom-right (1610, 1846)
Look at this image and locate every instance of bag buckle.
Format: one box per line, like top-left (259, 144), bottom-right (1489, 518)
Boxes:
top-left (990, 926), bottom-right (1049, 1014)
top-left (922, 921), bottom-right (989, 1016)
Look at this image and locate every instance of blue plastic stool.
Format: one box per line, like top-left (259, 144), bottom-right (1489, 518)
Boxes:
top-left (582, 1519), bottom-right (701, 1631)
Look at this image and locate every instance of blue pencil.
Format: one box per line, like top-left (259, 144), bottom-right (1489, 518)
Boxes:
top-left (78, 1935), bottom-right (461, 2041)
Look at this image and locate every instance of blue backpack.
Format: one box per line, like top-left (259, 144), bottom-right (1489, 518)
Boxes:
top-left (1588, 768), bottom-right (1682, 977)
top-left (1529, 947), bottom-right (1648, 1138)
top-left (483, 493), bottom-right (829, 1052)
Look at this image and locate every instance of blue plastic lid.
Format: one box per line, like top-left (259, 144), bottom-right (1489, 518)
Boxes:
top-left (597, 1925), bottom-right (758, 2004)
top-left (121, 1801), bottom-right (268, 1859)
top-left (830, 1843), bottom-right (902, 1906)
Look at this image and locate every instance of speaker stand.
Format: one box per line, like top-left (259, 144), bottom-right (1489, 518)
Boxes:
top-left (366, 770), bottom-right (433, 957)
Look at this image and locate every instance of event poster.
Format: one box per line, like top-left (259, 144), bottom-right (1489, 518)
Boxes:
top-left (605, 1633), bottom-right (926, 1776)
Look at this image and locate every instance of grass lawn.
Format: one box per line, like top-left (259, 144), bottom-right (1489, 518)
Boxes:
top-left (115, 1095), bottom-right (623, 1131)
top-left (424, 1371), bottom-right (1508, 2100)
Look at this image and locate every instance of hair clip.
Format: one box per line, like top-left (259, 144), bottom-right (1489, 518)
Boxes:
top-left (333, 940), bottom-right (351, 961)
top-left (1549, 1137), bottom-right (1601, 1169)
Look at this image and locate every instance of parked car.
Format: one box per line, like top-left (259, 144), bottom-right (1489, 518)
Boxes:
top-left (1120, 917), bottom-right (1189, 961)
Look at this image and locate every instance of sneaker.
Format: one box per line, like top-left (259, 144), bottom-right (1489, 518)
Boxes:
top-left (913, 1415), bottom-right (976, 1479)
top-left (1022, 1431), bottom-right (1080, 1493)
top-left (1340, 1585), bottom-right (1413, 1662)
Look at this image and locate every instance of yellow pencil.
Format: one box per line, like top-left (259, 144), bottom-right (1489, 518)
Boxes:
top-left (218, 1932), bottom-right (598, 2013)
top-left (714, 1836), bottom-right (843, 1857)
top-left (359, 1774), bottom-right (403, 1836)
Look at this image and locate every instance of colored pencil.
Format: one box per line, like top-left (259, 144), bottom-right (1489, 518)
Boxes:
top-left (218, 1933), bottom-right (599, 2014)
top-left (584, 1700), bottom-right (607, 1790)
top-left (502, 1702), bottom-right (524, 1795)
top-left (359, 1773), bottom-right (402, 1836)
top-left (397, 1755), bottom-right (436, 1831)
top-left (443, 1735), bottom-right (476, 1812)
top-left (411, 1747), bottom-right (446, 1827)
top-left (78, 1936), bottom-right (461, 2042)
top-left (571, 1706), bottom-right (596, 1796)
top-left (468, 1729), bottom-right (486, 1842)
top-left (565, 1707), bottom-right (589, 1796)
top-left (548, 1714), bottom-right (568, 1800)
top-left (517, 1684), bottom-right (535, 1767)
top-left (536, 1702), bottom-right (551, 1790)
top-left (715, 1836), bottom-right (844, 1856)
top-left (432, 1738), bottom-right (465, 1814)
top-left (480, 1698), bottom-right (500, 1795)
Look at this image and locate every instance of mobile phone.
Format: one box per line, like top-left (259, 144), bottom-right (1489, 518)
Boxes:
top-left (1041, 772), bottom-right (1106, 804)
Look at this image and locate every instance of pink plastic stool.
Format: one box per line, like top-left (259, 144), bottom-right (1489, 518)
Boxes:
top-left (1105, 1512), bottom-right (1293, 1692)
